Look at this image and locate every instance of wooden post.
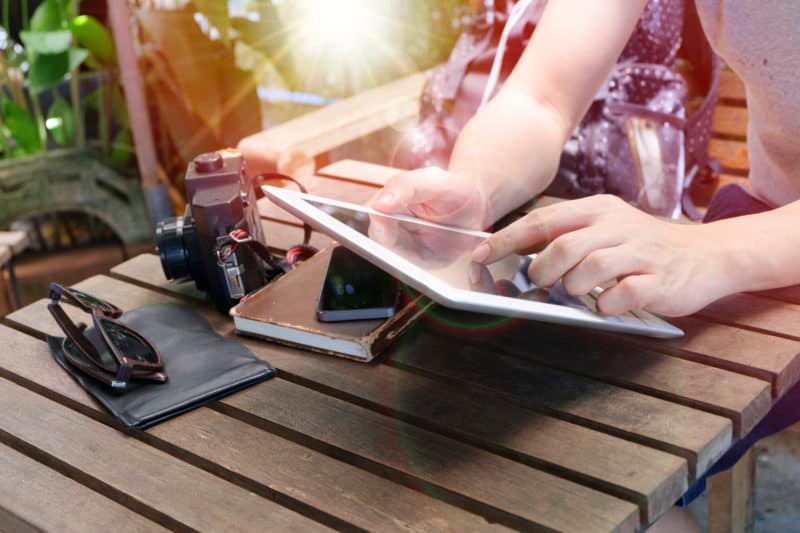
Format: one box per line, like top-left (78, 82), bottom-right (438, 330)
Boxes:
top-left (708, 448), bottom-right (756, 533)
top-left (107, 0), bottom-right (171, 226)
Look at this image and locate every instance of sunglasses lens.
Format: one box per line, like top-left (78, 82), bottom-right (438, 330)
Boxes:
top-left (69, 288), bottom-right (121, 316)
top-left (100, 319), bottom-right (159, 364)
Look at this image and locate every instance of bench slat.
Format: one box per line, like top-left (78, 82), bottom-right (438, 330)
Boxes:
top-left (112, 254), bottom-right (731, 476)
top-left (718, 70), bottom-right (747, 102)
top-left (0, 377), bottom-right (328, 532)
top-left (0, 442), bottom-right (165, 533)
top-left (49, 274), bottom-right (660, 524)
top-left (708, 138), bottom-right (749, 173)
top-left (420, 309), bottom-right (770, 437)
top-left (6, 284), bottom-right (639, 533)
top-left (712, 106), bottom-right (749, 138)
top-left (0, 327), bottom-right (506, 533)
top-left (222, 378), bottom-right (640, 532)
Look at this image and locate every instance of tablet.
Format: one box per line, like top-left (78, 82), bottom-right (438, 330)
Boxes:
top-left (264, 186), bottom-right (683, 338)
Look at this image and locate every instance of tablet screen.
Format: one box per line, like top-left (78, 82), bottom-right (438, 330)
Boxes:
top-left (309, 200), bottom-right (592, 310)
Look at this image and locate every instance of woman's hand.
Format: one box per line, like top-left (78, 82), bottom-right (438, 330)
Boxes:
top-left (371, 167), bottom-right (492, 230)
top-left (472, 195), bottom-right (735, 317)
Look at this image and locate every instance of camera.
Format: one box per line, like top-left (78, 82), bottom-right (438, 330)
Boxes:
top-left (155, 149), bottom-right (269, 313)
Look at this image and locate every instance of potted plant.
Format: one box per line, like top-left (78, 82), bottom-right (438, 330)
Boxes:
top-left (0, 0), bottom-right (150, 247)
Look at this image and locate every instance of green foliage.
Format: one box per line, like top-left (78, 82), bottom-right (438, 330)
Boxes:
top-left (69, 15), bottom-right (116, 65)
top-left (1, 0), bottom-right (120, 160)
top-left (46, 95), bottom-right (75, 145)
top-left (1, 99), bottom-right (42, 155)
top-left (20, 29), bottom-right (72, 54)
top-left (30, 0), bottom-right (64, 32)
top-left (26, 47), bottom-right (88, 94)
top-left (110, 127), bottom-right (133, 167)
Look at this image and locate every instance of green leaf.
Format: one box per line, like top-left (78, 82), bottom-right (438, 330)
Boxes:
top-left (20, 30), bottom-right (73, 54)
top-left (1, 100), bottom-right (42, 154)
top-left (110, 128), bottom-right (133, 167)
top-left (30, 0), bottom-right (65, 32)
top-left (69, 15), bottom-right (116, 65)
top-left (46, 96), bottom-right (75, 145)
top-left (27, 51), bottom-right (68, 94)
top-left (111, 85), bottom-right (130, 129)
top-left (68, 47), bottom-right (89, 70)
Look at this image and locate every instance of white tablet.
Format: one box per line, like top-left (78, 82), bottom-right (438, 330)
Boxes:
top-left (264, 186), bottom-right (683, 338)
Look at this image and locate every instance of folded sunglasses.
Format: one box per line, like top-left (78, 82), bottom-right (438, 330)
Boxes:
top-left (47, 283), bottom-right (167, 390)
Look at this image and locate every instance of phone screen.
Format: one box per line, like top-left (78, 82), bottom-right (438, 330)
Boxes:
top-left (317, 246), bottom-right (400, 322)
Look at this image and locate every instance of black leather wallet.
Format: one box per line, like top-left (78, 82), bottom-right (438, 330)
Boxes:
top-left (47, 302), bottom-right (276, 429)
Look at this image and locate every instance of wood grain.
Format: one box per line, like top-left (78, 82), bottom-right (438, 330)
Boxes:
top-left (110, 255), bottom-right (734, 477)
top-left (388, 328), bottom-right (732, 477)
top-left (636, 315), bottom-right (800, 397)
top-left (0, 326), bottom-right (507, 533)
top-left (708, 138), bottom-right (749, 172)
top-left (712, 106), bottom-right (749, 138)
top-left (317, 159), bottom-right (400, 187)
top-left (0, 442), bottom-right (165, 533)
top-left (420, 310), bottom-right (771, 437)
top-left (234, 336), bottom-right (688, 523)
top-left (23, 274), bottom-right (657, 526)
top-left (0, 377), bottom-right (328, 532)
top-left (221, 378), bottom-right (640, 532)
top-left (718, 70), bottom-right (747, 102)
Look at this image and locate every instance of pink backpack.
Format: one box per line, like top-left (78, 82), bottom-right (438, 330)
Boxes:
top-left (391, 0), bottom-right (720, 219)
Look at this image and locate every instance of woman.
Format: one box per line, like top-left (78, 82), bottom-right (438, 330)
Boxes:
top-left (373, 1), bottom-right (799, 530)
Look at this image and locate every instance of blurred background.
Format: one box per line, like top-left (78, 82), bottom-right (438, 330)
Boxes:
top-left (0, 0), bottom-right (470, 314)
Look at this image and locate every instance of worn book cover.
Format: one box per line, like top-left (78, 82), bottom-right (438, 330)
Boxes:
top-left (231, 246), bottom-right (433, 362)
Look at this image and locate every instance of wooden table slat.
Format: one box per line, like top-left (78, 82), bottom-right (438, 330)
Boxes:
top-left (421, 310), bottom-right (771, 437)
top-left (112, 255), bottom-right (734, 474)
top-left (0, 442), bottom-right (166, 533)
top-left (712, 106), bottom-right (748, 138)
top-left (112, 254), bottom-right (731, 466)
top-left (34, 277), bottom-right (668, 516)
top-left (718, 70), bottom-right (747, 102)
top-left (708, 138), bottom-right (749, 172)
top-left (0, 377), bottom-right (329, 533)
top-left (0, 325), bottom-right (518, 533)
top-left (1, 296), bottom-right (639, 530)
top-left (389, 327), bottom-right (732, 477)
top-left (222, 378), bottom-right (640, 533)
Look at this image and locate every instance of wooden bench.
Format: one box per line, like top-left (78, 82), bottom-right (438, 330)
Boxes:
top-left (0, 231), bottom-right (29, 310)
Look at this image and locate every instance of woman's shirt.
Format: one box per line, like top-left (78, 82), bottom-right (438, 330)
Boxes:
top-left (695, 0), bottom-right (800, 207)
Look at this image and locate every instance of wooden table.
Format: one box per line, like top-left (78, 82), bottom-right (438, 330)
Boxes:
top-left (1, 160), bottom-right (799, 532)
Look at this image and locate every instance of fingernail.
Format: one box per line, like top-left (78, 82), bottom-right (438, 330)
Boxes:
top-left (472, 242), bottom-right (490, 263)
top-left (374, 191), bottom-right (396, 210)
top-left (469, 262), bottom-right (481, 284)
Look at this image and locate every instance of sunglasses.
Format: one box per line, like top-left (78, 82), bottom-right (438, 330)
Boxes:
top-left (47, 283), bottom-right (167, 390)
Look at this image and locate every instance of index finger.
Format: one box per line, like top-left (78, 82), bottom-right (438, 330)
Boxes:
top-left (473, 197), bottom-right (603, 264)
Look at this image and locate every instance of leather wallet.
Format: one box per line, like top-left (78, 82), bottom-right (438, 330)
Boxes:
top-left (47, 302), bottom-right (276, 429)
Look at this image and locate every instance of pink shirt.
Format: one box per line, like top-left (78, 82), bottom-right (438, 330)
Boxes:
top-left (695, 0), bottom-right (800, 207)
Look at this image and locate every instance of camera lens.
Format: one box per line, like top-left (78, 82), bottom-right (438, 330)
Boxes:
top-left (155, 215), bottom-right (197, 280)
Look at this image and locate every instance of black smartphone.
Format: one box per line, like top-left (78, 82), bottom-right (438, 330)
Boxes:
top-left (317, 246), bottom-right (400, 322)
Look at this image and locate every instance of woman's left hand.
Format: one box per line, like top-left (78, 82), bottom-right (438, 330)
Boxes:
top-left (471, 195), bottom-right (734, 317)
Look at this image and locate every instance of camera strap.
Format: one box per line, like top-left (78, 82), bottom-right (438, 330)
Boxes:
top-left (216, 229), bottom-right (317, 279)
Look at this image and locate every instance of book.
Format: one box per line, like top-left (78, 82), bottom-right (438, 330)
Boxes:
top-left (231, 246), bottom-right (433, 362)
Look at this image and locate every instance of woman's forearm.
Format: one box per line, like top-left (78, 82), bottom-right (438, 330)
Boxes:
top-left (448, 87), bottom-right (569, 224)
top-left (447, 0), bottom-right (647, 224)
top-left (711, 198), bottom-right (800, 294)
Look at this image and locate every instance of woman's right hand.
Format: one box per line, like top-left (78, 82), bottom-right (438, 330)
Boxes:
top-left (371, 167), bottom-right (491, 230)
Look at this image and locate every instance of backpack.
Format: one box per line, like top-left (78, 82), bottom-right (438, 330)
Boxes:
top-left (391, 0), bottom-right (720, 219)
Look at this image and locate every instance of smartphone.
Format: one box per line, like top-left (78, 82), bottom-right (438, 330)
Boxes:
top-left (317, 246), bottom-right (400, 322)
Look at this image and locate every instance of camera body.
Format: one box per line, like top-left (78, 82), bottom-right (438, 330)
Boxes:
top-left (156, 150), bottom-right (267, 313)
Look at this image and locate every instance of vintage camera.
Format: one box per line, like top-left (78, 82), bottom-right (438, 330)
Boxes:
top-left (155, 150), bottom-right (269, 313)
